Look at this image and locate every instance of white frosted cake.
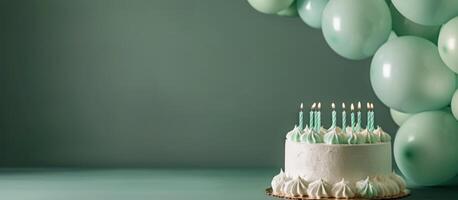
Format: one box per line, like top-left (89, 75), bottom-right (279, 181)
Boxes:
top-left (269, 103), bottom-right (408, 199)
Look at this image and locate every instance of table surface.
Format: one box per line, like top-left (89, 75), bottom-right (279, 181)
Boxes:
top-left (0, 168), bottom-right (455, 200)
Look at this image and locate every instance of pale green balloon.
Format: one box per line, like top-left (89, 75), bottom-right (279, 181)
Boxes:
top-left (456, 74), bottom-right (458, 88)
top-left (247, 0), bottom-right (294, 14)
top-left (370, 36), bottom-right (456, 113)
top-left (389, 2), bottom-right (441, 43)
top-left (452, 90), bottom-right (458, 120)
top-left (392, 0), bottom-right (458, 26)
top-left (297, 0), bottom-right (329, 28)
top-left (321, 0), bottom-right (391, 60)
top-left (388, 31), bottom-right (398, 41)
top-left (394, 110), bottom-right (458, 186)
top-left (277, 1), bottom-right (298, 17)
top-left (438, 17), bottom-right (458, 74)
top-left (390, 109), bottom-right (412, 126)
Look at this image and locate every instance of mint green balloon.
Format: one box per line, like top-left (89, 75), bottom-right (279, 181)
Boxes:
top-left (394, 110), bottom-right (458, 186)
top-left (389, 31), bottom-right (398, 41)
top-left (321, 0), bottom-right (391, 60)
top-left (452, 90), bottom-right (458, 120)
top-left (389, 2), bottom-right (441, 43)
top-left (247, 0), bottom-right (294, 14)
top-left (297, 0), bottom-right (329, 28)
top-left (277, 1), bottom-right (298, 17)
top-left (438, 17), bottom-right (458, 74)
top-left (392, 0), bottom-right (458, 26)
top-left (390, 109), bottom-right (413, 126)
top-left (370, 36), bottom-right (456, 113)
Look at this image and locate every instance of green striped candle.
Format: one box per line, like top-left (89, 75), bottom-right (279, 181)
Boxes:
top-left (309, 103), bottom-right (315, 129)
top-left (299, 103), bottom-right (304, 130)
top-left (357, 101), bottom-right (361, 131)
top-left (342, 103), bottom-right (346, 132)
top-left (351, 103), bottom-right (355, 132)
top-left (366, 102), bottom-right (371, 130)
top-left (331, 103), bottom-right (336, 129)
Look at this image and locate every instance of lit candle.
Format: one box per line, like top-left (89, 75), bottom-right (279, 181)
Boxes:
top-left (316, 102), bottom-right (321, 132)
top-left (370, 103), bottom-right (375, 131)
top-left (310, 103), bottom-right (315, 129)
top-left (342, 103), bottom-right (346, 132)
top-left (366, 102), bottom-right (370, 130)
top-left (357, 101), bottom-right (362, 131)
top-left (299, 103), bottom-right (304, 130)
top-left (331, 103), bottom-right (336, 129)
top-left (351, 103), bottom-right (355, 132)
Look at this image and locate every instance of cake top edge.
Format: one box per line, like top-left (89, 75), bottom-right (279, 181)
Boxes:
top-left (286, 125), bottom-right (391, 145)
top-left (285, 139), bottom-right (391, 146)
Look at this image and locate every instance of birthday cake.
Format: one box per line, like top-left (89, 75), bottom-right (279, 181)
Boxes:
top-left (269, 102), bottom-right (409, 199)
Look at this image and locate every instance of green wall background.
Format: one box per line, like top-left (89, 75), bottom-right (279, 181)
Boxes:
top-left (0, 0), bottom-right (397, 167)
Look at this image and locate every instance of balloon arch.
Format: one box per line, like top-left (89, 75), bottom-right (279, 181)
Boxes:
top-left (247, 0), bottom-right (458, 186)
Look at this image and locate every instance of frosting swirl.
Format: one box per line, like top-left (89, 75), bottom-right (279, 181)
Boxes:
top-left (331, 178), bottom-right (355, 198)
top-left (286, 125), bottom-right (302, 142)
top-left (356, 177), bottom-right (379, 198)
top-left (390, 172), bottom-right (407, 192)
top-left (373, 176), bottom-right (390, 197)
top-left (299, 125), bottom-right (310, 142)
top-left (373, 126), bottom-right (391, 142)
top-left (360, 129), bottom-right (378, 144)
top-left (324, 127), bottom-right (345, 144)
top-left (271, 169), bottom-right (288, 195)
top-left (307, 178), bottom-right (330, 198)
top-left (302, 129), bottom-right (323, 144)
top-left (346, 129), bottom-right (361, 144)
top-left (282, 176), bottom-right (308, 197)
top-left (318, 127), bottom-right (327, 136)
top-left (383, 176), bottom-right (401, 196)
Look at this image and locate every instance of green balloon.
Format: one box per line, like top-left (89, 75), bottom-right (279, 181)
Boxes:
top-left (390, 109), bottom-right (412, 126)
top-left (277, 1), bottom-right (299, 17)
top-left (388, 31), bottom-right (398, 41)
top-left (394, 110), bottom-right (458, 186)
top-left (456, 74), bottom-right (458, 88)
top-left (247, 0), bottom-right (294, 14)
top-left (297, 0), bottom-right (329, 28)
top-left (392, 0), bottom-right (458, 26)
top-left (370, 36), bottom-right (456, 113)
top-left (389, 2), bottom-right (441, 43)
top-left (438, 17), bottom-right (458, 74)
top-left (452, 90), bottom-right (458, 120)
top-left (321, 0), bottom-right (391, 60)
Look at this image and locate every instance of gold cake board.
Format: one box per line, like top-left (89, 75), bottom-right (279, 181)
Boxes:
top-left (266, 187), bottom-right (410, 200)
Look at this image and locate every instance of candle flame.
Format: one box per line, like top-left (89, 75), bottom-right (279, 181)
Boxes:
top-left (342, 102), bottom-right (345, 109)
top-left (318, 102), bottom-right (321, 109)
top-left (300, 103), bottom-right (303, 110)
top-left (331, 102), bottom-right (335, 109)
top-left (351, 103), bottom-right (354, 111)
top-left (311, 103), bottom-right (316, 109)
top-left (371, 103), bottom-right (374, 110)
top-left (357, 101), bottom-right (361, 110)
top-left (367, 102), bottom-right (370, 109)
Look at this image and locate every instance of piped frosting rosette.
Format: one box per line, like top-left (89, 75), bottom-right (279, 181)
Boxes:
top-left (300, 128), bottom-right (323, 144)
top-left (286, 125), bottom-right (302, 142)
top-left (331, 178), bottom-right (355, 198)
top-left (283, 176), bottom-right (308, 197)
top-left (324, 127), bottom-right (346, 144)
top-left (345, 128), bottom-right (362, 144)
top-left (373, 126), bottom-right (391, 143)
top-left (270, 170), bottom-right (408, 199)
top-left (359, 129), bottom-right (378, 144)
top-left (271, 169), bottom-right (289, 195)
